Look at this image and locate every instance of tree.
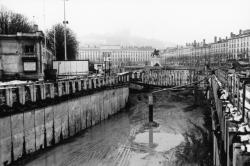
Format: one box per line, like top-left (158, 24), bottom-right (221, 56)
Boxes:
top-left (46, 24), bottom-right (78, 60)
top-left (0, 6), bottom-right (33, 34)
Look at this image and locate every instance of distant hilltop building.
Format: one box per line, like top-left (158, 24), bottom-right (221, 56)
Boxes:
top-left (78, 45), bottom-right (154, 68)
top-left (0, 29), bottom-right (53, 80)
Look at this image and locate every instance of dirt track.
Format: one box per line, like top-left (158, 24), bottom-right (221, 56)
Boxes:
top-left (21, 90), bottom-right (211, 166)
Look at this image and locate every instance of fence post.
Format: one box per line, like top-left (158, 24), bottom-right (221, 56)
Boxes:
top-left (40, 84), bottom-right (46, 100)
top-left (18, 86), bottom-right (25, 105)
top-left (83, 79), bottom-right (87, 90)
top-left (88, 78), bottom-right (92, 89)
top-left (6, 88), bottom-right (13, 107)
top-left (98, 78), bottom-right (101, 88)
top-left (93, 78), bottom-right (97, 89)
top-left (50, 83), bottom-right (55, 99)
top-left (29, 84), bottom-right (36, 102)
top-left (65, 81), bottom-right (70, 95)
top-left (77, 80), bottom-right (82, 91)
top-left (58, 82), bottom-right (62, 97)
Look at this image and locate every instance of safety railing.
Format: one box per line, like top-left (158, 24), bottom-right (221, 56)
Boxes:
top-left (0, 73), bottom-right (130, 109)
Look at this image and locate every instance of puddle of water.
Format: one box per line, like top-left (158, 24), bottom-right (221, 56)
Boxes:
top-left (129, 127), bottom-right (184, 166)
top-left (134, 129), bottom-right (184, 152)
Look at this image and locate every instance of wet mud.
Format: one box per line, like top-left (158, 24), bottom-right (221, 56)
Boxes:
top-left (20, 89), bottom-right (212, 166)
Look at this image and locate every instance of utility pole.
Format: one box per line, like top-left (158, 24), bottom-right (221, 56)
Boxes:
top-left (43, 0), bottom-right (47, 73)
top-left (63, 0), bottom-right (68, 60)
top-left (54, 27), bottom-right (56, 59)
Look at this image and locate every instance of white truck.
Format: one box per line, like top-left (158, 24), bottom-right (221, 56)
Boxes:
top-left (53, 60), bottom-right (89, 76)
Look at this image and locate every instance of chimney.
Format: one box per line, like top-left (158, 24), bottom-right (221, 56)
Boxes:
top-left (239, 29), bottom-right (242, 35)
top-left (214, 36), bottom-right (217, 43)
top-left (203, 39), bottom-right (206, 45)
top-left (219, 37), bottom-right (222, 41)
top-left (230, 32), bottom-right (234, 38)
top-left (33, 24), bottom-right (38, 32)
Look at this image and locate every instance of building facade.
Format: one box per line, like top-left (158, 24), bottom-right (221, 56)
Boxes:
top-left (78, 45), bottom-right (154, 68)
top-left (164, 29), bottom-right (250, 67)
top-left (0, 31), bottom-right (53, 80)
top-left (160, 47), bottom-right (178, 65)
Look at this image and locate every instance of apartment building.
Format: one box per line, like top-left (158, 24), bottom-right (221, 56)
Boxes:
top-left (0, 31), bottom-right (53, 80)
top-left (164, 29), bottom-right (250, 66)
top-left (78, 45), bottom-right (153, 68)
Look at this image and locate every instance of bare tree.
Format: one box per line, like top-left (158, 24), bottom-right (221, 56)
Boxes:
top-left (46, 24), bottom-right (79, 60)
top-left (0, 6), bottom-right (33, 34)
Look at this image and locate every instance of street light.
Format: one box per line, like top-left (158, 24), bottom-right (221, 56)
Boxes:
top-left (63, 0), bottom-right (69, 60)
top-left (53, 26), bottom-right (56, 59)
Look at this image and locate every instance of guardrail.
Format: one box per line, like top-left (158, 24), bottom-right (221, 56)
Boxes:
top-left (0, 69), bottom-right (195, 111)
top-left (129, 69), bottom-right (195, 87)
top-left (211, 73), bottom-right (250, 166)
top-left (0, 73), bottom-right (130, 110)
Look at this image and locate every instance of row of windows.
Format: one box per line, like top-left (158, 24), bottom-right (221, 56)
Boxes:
top-left (79, 53), bottom-right (151, 56)
top-left (79, 50), bottom-right (152, 55)
top-left (79, 51), bottom-right (152, 61)
top-left (212, 38), bottom-right (250, 48)
top-left (79, 54), bottom-right (151, 58)
top-left (229, 37), bottom-right (250, 43)
top-left (79, 55), bottom-right (150, 61)
top-left (171, 47), bottom-right (250, 57)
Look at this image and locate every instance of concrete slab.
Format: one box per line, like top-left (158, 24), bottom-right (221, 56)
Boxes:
top-left (60, 101), bottom-right (69, 139)
top-left (35, 108), bottom-right (45, 151)
top-left (85, 97), bottom-right (92, 128)
top-left (0, 116), bottom-right (11, 166)
top-left (97, 93), bottom-right (103, 122)
top-left (75, 99), bottom-right (82, 134)
top-left (54, 103), bottom-right (63, 144)
top-left (11, 113), bottom-right (24, 161)
top-left (103, 94), bottom-right (109, 119)
top-left (80, 96), bottom-right (87, 130)
top-left (91, 94), bottom-right (99, 126)
top-left (68, 99), bottom-right (77, 136)
top-left (44, 106), bottom-right (54, 147)
top-left (23, 111), bottom-right (36, 154)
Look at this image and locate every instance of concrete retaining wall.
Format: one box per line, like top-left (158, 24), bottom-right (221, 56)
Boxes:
top-left (0, 87), bottom-right (129, 166)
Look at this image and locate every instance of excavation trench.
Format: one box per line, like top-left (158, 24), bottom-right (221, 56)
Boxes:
top-left (17, 89), bottom-right (212, 166)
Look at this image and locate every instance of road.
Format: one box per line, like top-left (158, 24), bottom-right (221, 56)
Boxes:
top-left (22, 90), bottom-right (209, 166)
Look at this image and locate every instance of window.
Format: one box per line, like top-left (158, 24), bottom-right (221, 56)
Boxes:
top-left (24, 45), bottom-right (35, 54)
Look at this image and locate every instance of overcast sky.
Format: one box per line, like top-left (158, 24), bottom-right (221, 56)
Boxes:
top-left (1, 0), bottom-right (250, 46)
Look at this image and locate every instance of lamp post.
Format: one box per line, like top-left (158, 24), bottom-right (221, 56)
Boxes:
top-left (54, 27), bottom-right (56, 59)
top-left (63, 0), bottom-right (68, 60)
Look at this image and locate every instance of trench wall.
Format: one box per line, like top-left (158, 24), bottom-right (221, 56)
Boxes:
top-left (0, 87), bottom-right (129, 166)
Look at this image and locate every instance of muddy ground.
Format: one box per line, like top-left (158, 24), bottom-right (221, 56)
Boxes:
top-left (19, 89), bottom-right (212, 166)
